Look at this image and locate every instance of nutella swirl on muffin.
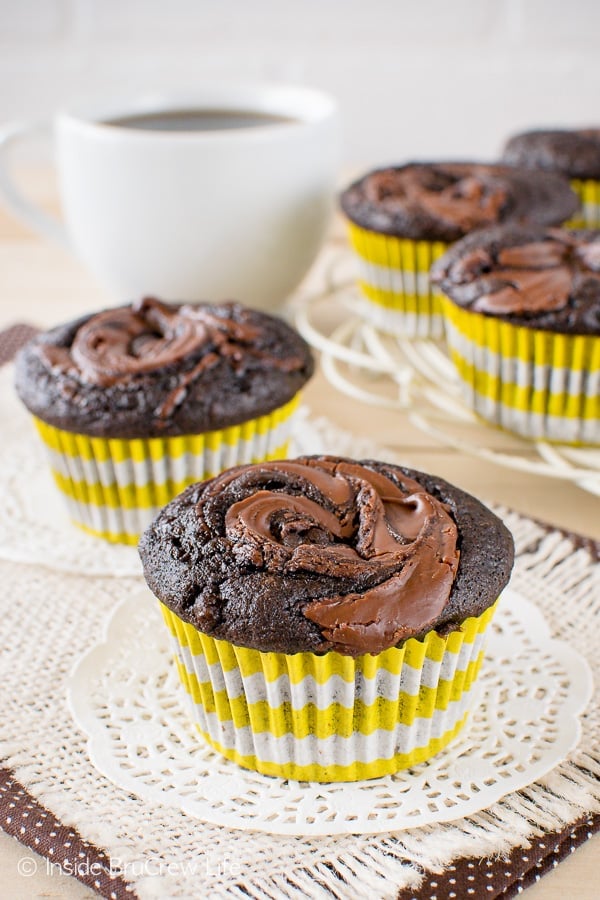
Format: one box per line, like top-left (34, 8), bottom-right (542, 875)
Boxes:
top-left (42, 298), bottom-right (301, 388)
top-left (361, 165), bottom-right (508, 232)
top-left (65, 298), bottom-right (261, 386)
top-left (340, 163), bottom-right (580, 242)
top-left (140, 456), bottom-right (514, 656)
top-left (15, 298), bottom-right (314, 438)
top-left (220, 459), bottom-right (459, 654)
top-left (431, 226), bottom-right (600, 332)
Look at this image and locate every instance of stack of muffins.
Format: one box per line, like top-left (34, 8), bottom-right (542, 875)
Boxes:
top-left (339, 161), bottom-right (578, 338)
top-left (22, 127), bottom-right (597, 783)
top-left (12, 126), bottom-right (598, 784)
top-left (340, 134), bottom-right (600, 447)
top-left (12, 127), bottom-right (598, 782)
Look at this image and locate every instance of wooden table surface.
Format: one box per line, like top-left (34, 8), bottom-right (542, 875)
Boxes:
top-left (0, 170), bottom-right (597, 899)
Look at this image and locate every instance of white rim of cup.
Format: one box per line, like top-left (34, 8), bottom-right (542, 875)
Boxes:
top-left (57, 84), bottom-right (338, 141)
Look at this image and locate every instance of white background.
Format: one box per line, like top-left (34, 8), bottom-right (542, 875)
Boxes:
top-left (1, 0), bottom-right (599, 166)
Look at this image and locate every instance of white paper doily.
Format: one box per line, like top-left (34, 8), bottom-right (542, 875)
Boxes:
top-left (294, 253), bottom-right (600, 496)
top-left (67, 586), bottom-right (592, 837)
top-left (0, 367), bottom-right (141, 575)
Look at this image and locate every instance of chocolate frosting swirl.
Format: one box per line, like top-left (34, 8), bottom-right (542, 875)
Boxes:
top-left (431, 226), bottom-right (600, 334)
top-left (15, 299), bottom-right (314, 438)
top-left (139, 457), bottom-right (515, 658)
top-left (218, 458), bottom-right (459, 654)
top-left (69, 299), bottom-right (258, 387)
top-left (39, 297), bottom-right (298, 388)
top-left (340, 163), bottom-right (579, 243)
top-left (361, 165), bottom-right (508, 232)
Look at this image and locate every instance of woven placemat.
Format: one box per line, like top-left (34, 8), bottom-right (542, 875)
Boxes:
top-left (0, 323), bottom-right (598, 900)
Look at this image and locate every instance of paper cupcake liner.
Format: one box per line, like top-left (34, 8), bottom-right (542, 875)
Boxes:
top-left (442, 299), bottom-right (600, 444)
top-left (567, 178), bottom-right (600, 228)
top-left (161, 601), bottom-right (498, 782)
top-left (346, 222), bottom-right (448, 338)
top-left (33, 394), bottom-right (300, 545)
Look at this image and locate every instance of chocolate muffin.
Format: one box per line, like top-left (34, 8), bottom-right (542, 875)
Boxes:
top-left (140, 456), bottom-right (514, 780)
top-left (432, 225), bottom-right (600, 443)
top-left (15, 297), bottom-right (313, 438)
top-left (502, 129), bottom-right (600, 227)
top-left (502, 129), bottom-right (600, 182)
top-left (339, 163), bottom-right (579, 338)
top-left (141, 456), bottom-right (513, 655)
top-left (341, 163), bottom-right (579, 243)
top-left (15, 298), bottom-right (314, 544)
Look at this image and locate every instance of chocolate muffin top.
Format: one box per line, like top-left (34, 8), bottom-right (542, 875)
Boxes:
top-left (339, 163), bottom-right (579, 243)
top-left (431, 225), bottom-right (600, 335)
top-left (502, 129), bottom-right (600, 180)
top-left (15, 298), bottom-right (314, 438)
top-left (139, 456), bottom-right (514, 657)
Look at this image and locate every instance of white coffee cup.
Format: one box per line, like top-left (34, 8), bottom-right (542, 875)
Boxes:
top-left (0, 84), bottom-right (339, 310)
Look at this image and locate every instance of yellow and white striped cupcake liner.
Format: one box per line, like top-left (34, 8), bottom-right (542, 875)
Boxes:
top-left (567, 178), bottom-right (600, 229)
top-left (33, 394), bottom-right (300, 545)
top-left (346, 221), bottom-right (449, 338)
top-left (442, 300), bottom-right (600, 445)
top-left (161, 600), bottom-right (497, 782)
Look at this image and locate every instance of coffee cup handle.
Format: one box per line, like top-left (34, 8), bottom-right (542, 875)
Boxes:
top-left (0, 121), bottom-right (69, 247)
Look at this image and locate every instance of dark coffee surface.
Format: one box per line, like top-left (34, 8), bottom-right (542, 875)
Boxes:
top-left (139, 456), bottom-right (514, 657)
top-left (15, 298), bottom-right (314, 438)
top-left (103, 108), bottom-right (297, 132)
top-left (340, 162), bottom-right (579, 242)
top-left (502, 128), bottom-right (600, 180)
top-left (432, 225), bottom-right (600, 334)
